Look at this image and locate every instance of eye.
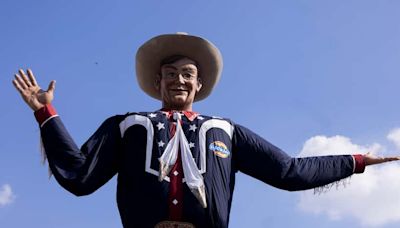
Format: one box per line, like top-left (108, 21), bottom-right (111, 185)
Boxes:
top-left (166, 72), bottom-right (176, 78)
top-left (183, 73), bottom-right (194, 80)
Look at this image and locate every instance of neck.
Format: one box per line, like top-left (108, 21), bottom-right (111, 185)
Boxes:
top-left (161, 103), bottom-right (193, 112)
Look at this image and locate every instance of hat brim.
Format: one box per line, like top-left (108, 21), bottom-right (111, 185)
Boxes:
top-left (135, 34), bottom-right (223, 102)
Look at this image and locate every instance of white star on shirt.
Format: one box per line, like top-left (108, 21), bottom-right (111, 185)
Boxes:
top-left (156, 122), bottom-right (165, 130)
top-left (158, 140), bottom-right (165, 147)
top-left (189, 124), bottom-right (197, 132)
top-left (197, 116), bottom-right (204, 120)
top-left (148, 113), bottom-right (157, 118)
top-left (189, 142), bottom-right (195, 148)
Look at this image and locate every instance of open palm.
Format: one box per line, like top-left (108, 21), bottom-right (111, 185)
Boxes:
top-left (12, 69), bottom-right (55, 111)
top-left (364, 152), bottom-right (400, 166)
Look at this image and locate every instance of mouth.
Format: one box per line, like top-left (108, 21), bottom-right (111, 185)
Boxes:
top-left (170, 88), bottom-right (188, 93)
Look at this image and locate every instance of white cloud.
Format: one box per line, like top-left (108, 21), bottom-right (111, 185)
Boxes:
top-left (387, 128), bottom-right (400, 150)
top-left (298, 135), bottom-right (382, 157)
top-left (0, 184), bottom-right (15, 207)
top-left (297, 133), bottom-right (400, 227)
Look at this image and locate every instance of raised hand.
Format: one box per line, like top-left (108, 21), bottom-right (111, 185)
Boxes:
top-left (364, 152), bottom-right (400, 166)
top-left (12, 69), bottom-right (56, 111)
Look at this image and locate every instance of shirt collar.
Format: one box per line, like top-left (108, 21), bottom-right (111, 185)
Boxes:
top-left (160, 108), bottom-right (199, 121)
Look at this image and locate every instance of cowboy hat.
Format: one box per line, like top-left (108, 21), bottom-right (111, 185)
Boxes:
top-left (135, 33), bottom-right (223, 101)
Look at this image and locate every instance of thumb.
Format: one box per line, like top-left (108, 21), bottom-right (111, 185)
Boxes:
top-left (47, 80), bottom-right (56, 93)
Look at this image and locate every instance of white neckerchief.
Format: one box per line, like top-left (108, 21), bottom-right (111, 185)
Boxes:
top-left (158, 112), bottom-right (207, 208)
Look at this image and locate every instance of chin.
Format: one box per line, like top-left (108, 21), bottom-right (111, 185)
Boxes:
top-left (171, 95), bottom-right (187, 103)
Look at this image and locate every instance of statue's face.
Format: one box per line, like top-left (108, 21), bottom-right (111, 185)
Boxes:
top-left (156, 57), bottom-right (202, 111)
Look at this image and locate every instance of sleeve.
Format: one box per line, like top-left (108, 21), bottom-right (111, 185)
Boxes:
top-left (35, 104), bottom-right (123, 196)
top-left (232, 124), bottom-right (365, 191)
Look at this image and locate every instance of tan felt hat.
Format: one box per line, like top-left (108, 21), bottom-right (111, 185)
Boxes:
top-left (135, 33), bottom-right (223, 101)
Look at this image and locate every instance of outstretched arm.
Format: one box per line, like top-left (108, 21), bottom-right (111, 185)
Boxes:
top-left (233, 124), bottom-right (399, 191)
top-left (13, 69), bottom-right (121, 196)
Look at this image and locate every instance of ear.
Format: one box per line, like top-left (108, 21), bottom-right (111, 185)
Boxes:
top-left (154, 74), bottom-right (161, 91)
top-left (196, 78), bottom-right (203, 92)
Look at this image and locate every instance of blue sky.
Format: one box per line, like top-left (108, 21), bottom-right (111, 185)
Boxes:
top-left (2, 0), bottom-right (400, 227)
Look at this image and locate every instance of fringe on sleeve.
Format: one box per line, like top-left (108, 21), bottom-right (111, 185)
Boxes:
top-left (313, 176), bottom-right (351, 194)
top-left (39, 136), bottom-right (53, 178)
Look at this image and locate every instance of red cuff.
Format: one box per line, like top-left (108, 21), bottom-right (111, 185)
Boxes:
top-left (353, 154), bottom-right (366, 173)
top-left (34, 104), bottom-right (58, 126)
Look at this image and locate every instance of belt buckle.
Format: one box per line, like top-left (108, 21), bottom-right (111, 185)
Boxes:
top-left (155, 221), bottom-right (195, 228)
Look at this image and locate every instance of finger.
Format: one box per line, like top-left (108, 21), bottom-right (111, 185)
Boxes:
top-left (14, 74), bottom-right (28, 90)
top-left (380, 157), bottom-right (400, 163)
top-left (12, 79), bottom-right (24, 93)
top-left (27, 69), bottom-right (38, 86)
top-left (388, 157), bottom-right (400, 161)
top-left (18, 69), bottom-right (32, 87)
top-left (47, 80), bottom-right (56, 93)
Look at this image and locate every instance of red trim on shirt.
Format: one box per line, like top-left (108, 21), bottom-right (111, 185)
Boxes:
top-left (167, 119), bottom-right (184, 221)
top-left (168, 150), bottom-right (184, 220)
top-left (34, 104), bottom-right (58, 125)
top-left (353, 154), bottom-right (366, 173)
top-left (183, 111), bottom-right (198, 121)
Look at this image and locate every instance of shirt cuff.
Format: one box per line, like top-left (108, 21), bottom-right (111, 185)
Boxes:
top-left (352, 154), bottom-right (366, 173)
top-left (34, 104), bottom-right (58, 127)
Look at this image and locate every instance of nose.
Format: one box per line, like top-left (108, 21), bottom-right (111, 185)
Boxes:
top-left (177, 74), bottom-right (185, 84)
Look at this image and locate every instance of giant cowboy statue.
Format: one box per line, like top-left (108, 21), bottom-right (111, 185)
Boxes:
top-left (12, 33), bottom-right (400, 228)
